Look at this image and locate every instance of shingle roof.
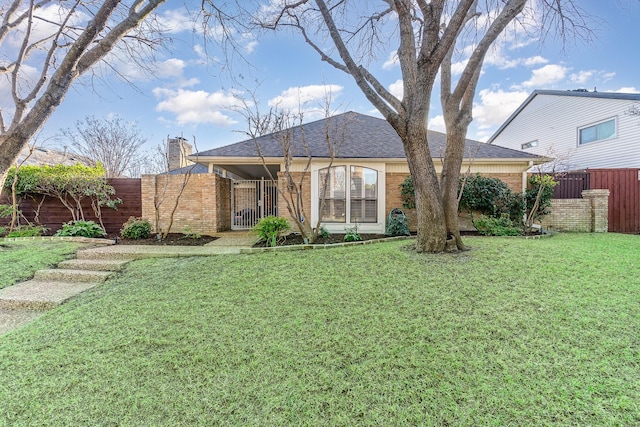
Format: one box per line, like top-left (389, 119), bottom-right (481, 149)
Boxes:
top-left (194, 112), bottom-right (540, 160)
top-left (487, 90), bottom-right (640, 144)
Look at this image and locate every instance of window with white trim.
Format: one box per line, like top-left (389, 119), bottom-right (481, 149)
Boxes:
top-left (578, 118), bottom-right (616, 145)
top-left (521, 140), bottom-right (538, 150)
top-left (319, 165), bottom-right (378, 223)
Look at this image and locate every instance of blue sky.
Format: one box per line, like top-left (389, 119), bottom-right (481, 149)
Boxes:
top-left (27, 1), bottom-right (640, 154)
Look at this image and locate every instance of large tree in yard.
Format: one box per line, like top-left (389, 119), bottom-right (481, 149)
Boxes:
top-left (210, 0), bottom-right (590, 252)
top-left (0, 0), bottom-right (166, 190)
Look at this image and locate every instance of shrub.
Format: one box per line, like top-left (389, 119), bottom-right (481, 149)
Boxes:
top-left (318, 226), bottom-right (330, 239)
top-left (385, 208), bottom-right (411, 236)
top-left (399, 176), bottom-right (416, 210)
top-left (182, 225), bottom-right (201, 239)
top-left (7, 224), bottom-right (48, 237)
top-left (0, 204), bottom-right (12, 218)
top-left (253, 216), bottom-right (290, 247)
top-left (473, 214), bottom-right (522, 236)
top-left (120, 217), bottom-right (152, 239)
top-left (55, 220), bottom-right (106, 238)
top-left (344, 225), bottom-right (362, 242)
top-left (525, 175), bottom-right (558, 223)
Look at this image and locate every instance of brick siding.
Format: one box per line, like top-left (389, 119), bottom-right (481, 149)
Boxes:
top-left (141, 174), bottom-right (231, 235)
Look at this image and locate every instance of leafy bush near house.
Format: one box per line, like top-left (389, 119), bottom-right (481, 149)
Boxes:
top-left (55, 220), bottom-right (106, 238)
top-left (385, 208), bottom-right (411, 236)
top-left (7, 224), bottom-right (48, 237)
top-left (525, 174), bottom-right (558, 224)
top-left (401, 174), bottom-right (525, 226)
top-left (399, 176), bottom-right (416, 210)
top-left (120, 217), bottom-right (152, 239)
top-left (253, 216), bottom-right (290, 247)
top-left (473, 214), bottom-right (522, 236)
top-left (344, 225), bottom-right (362, 242)
top-left (0, 204), bottom-right (12, 218)
top-left (318, 226), bottom-right (331, 239)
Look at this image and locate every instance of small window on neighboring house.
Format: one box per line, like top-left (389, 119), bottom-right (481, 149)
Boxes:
top-left (521, 140), bottom-right (538, 150)
top-left (578, 118), bottom-right (616, 145)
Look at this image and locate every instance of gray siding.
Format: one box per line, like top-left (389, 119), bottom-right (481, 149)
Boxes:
top-left (491, 94), bottom-right (640, 170)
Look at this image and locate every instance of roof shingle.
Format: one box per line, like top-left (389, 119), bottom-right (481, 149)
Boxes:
top-left (195, 112), bottom-right (541, 160)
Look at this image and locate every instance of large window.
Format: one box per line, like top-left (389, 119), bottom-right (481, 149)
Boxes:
top-left (579, 118), bottom-right (616, 145)
top-left (319, 165), bottom-right (377, 223)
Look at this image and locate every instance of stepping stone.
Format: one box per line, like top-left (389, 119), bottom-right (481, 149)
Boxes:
top-left (33, 269), bottom-right (112, 283)
top-left (57, 259), bottom-right (130, 272)
top-left (0, 280), bottom-right (103, 310)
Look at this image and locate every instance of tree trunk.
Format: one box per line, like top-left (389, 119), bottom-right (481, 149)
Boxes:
top-left (402, 123), bottom-right (448, 253)
top-left (440, 124), bottom-right (468, 251)
top-left (0, 133), bottom-right (27, 193)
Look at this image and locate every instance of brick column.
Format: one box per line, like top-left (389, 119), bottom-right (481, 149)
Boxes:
top-left (582, 189), bottom-right (610, 232)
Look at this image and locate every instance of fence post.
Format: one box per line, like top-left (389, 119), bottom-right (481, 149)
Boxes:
top-left (582, 189), bottom-right (610, 232)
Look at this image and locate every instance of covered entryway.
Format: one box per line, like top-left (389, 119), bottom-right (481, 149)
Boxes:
top-left (231, 179), bottom-right (278, 230)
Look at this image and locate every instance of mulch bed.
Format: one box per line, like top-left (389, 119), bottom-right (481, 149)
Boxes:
top-left (113, 233), bottom-right (218, 246)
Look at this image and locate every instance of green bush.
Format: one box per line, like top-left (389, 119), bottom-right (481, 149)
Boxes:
top-left (7, 224), bottom-right (48, 237)
top-left (525, 175), bottom-right (558, 223)
top-left (55, 220), bottom-right (106, 238)
top-left (121, 217), bottom-right (152, 239)
top-left (399, 176), bottom-right (415, 210)
top-left (385, 208), bottom-right (411, 236)
top-left (344, 225), bottom-right (362, 242)
top-left (473, 214), bottom-right (522, 236)
top-left (0, 204), bottom-right (13, 218)
top-left (253, 216), bottom-right (290, 247)
top-left (318, 226), bottom-right (330, 239)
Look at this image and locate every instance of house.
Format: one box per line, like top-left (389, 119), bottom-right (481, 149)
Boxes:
top-left (142, 111), bottom-right (544, 235)
top-left (488, 90), bottom-right (640, 170)
top-left (16, 146), bottom-right (92, 167)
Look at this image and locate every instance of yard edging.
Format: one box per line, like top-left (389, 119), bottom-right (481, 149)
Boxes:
top-left (0, 236), bottom-right (115, 245)
top-left (240, 235), bottom-right (412, 254)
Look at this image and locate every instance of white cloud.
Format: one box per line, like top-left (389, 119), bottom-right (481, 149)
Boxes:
top-left (389, 79), bottom-right (403, 99)
top-left (614, 87), bottom-right (640, 94)
top-left (153, 88), bottom-right (244, 126)
top-left (570, 70), bottom-right (594, 85)
top-left (156, 8), bottom-right (195, 34)
top-left (382, 51), bottom-right (399, 70)
top-left (268, 84), bottom-right (343, 110)
top-left (428, 115), bottom-right (446, 132)
top-left (523, 56), bottom-right (548, 67)
top-left (473, 89), bottom-right (529, 130)
top-left (520, 64), bottom-right (568, 88)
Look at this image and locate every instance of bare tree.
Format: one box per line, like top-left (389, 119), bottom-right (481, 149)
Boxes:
top-left (204, 0), bottom-right (592, 252)
top-left (240, 96), bottom-right (345, 244)
top-left (151, 135), bottom-right (197, 240)
top-left (0, 0), bottom-right (167, 191)
top-left (60, 116), bottom-right (147, 178)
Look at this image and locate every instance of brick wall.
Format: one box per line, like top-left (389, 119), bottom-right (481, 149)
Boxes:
top-left (541, 189), bottom-right (609, 232)
top-left (277, 171), bottom-right (311, 226)
top-left (141, 174), bottom-right (231, 235)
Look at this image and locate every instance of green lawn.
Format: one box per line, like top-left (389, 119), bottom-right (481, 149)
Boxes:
top-left (0, 240), bottom-right (82, 289)
top-left (0, 233), bottom-right (638, 425)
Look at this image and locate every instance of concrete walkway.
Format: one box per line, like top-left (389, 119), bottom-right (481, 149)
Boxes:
top-left (0, 232), bottom-right (257, 336)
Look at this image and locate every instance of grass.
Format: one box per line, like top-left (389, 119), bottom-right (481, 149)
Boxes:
top-left (0, 233), bottom-right (638, 425)
top-left (0, 240), bottom-right (83, 289)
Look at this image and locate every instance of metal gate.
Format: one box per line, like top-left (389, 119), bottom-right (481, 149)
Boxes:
top-left (231, 179), bottom-right (278, 230)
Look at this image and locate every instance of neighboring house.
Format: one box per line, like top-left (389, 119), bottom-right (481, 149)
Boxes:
top-left (174, 111), bottom-right (544, 234)
top-left (16, 146), bottom-right (92, 167)
top-left (488, 89), bottom-right (640, 170)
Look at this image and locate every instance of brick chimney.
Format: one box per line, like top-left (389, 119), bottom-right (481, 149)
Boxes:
top-left (167, 137), bottom-right (193, 171)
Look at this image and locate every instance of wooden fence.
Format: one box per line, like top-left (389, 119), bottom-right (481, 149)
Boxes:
top-left (0, 178), bottom-right (141, 236)
top-left (590, 169), bottom-right (640, 234)
top-left (536, 169), bottom-right (640, 233)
